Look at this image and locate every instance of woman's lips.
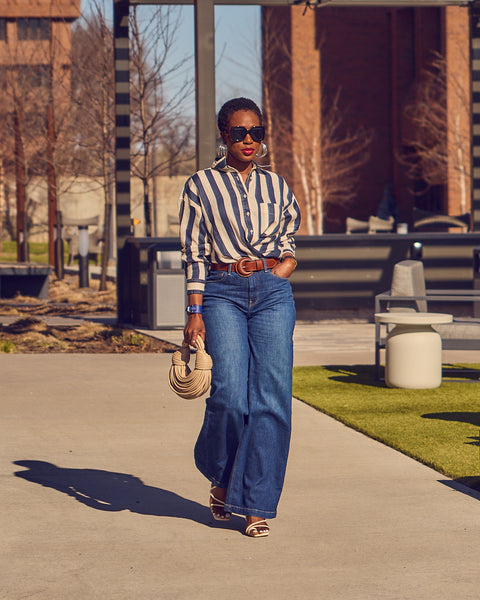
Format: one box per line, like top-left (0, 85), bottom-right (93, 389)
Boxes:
top-left (242, 148), bottom-right (255, 156)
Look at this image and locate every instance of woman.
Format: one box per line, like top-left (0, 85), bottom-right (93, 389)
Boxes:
top-left (179, 97), bottom-right (300, 538)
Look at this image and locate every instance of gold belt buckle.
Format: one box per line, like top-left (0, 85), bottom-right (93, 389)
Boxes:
top-left (235, 257), bottom-right (253, 277)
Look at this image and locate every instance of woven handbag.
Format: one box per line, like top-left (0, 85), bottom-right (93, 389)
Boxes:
top-left (168, 336), bottom-right (212, 399)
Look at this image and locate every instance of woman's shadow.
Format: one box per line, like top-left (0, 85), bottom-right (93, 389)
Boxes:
top-left (13, 460), bottom-right (243, 530)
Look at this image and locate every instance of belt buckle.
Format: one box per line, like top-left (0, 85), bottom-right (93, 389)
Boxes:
top-left (236, 257), bottom-right (253, 277)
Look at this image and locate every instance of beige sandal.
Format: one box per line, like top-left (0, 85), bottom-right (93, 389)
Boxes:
top-left (209, 486), bottom-right (231, 521)
top-left (245, 519), bottom-right (270, 538)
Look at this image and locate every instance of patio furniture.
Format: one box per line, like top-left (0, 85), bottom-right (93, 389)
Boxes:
top-left (374, 259), bottom-right (480, 380)
top-left (62, 216), bottom-right (104, 265)
top-left (0, 263), bottom-right (51, 299)
top-left (375, 311), bottom-right (452, 389)
top-left (346, 215), bottom-right (394, 234)
top-left (413, 208), bottom-right (471, 233)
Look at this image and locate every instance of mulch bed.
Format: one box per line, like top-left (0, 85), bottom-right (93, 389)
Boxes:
top-left (0, 274), bottom-right (179, 354)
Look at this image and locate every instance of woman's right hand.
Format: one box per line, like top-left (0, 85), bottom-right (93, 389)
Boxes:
top-left (183, 314), bottom-right (206, 346)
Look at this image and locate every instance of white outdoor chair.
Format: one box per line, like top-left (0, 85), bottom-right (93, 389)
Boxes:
top-left (374, 259), bottom-right (480, 380)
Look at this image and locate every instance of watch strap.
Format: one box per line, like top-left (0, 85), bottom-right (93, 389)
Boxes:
top-left (186, 304), bottom-right (203, 314)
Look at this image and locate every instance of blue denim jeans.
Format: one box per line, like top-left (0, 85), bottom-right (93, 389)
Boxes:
top-left (194, 267), bottom-right (296, 518)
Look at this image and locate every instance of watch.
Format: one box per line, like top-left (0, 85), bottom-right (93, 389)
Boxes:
top-left (186, 304), bottom-right (203, 315)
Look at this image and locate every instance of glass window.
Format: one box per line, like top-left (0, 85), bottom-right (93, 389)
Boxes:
top-left (0, 19), bottom-right (6, 41)
top-left (17, 18), bottom-right (50, 41)
top-left (16, 65), bottom-right (49, 88)
top-left (0, 67), bottom-right (6, 90)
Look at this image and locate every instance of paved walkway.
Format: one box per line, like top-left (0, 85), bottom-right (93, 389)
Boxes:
top-left (2, 322), bottom-right (480, 599)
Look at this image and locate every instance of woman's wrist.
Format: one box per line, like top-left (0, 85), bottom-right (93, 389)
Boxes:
top-left (281, 254), bottom-right (297, 268)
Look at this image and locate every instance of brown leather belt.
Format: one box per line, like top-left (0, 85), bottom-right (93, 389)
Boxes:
top-left (211, 257), bottom-right (280, 277)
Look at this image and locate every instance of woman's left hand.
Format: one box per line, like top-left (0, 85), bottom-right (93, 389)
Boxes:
top-left (271, 257), bottom-right (297, 279)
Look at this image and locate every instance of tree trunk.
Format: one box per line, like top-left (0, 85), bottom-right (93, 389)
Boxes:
top-left (46, 100), bottom-right (58, 269)
top-left (14, 101), bottom-right (28, 262)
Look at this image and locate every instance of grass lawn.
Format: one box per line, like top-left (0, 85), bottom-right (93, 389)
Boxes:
top-left (0, 241), bottom-right (91, 266)
top-left (292, 364), bottom-right (480, 490)
top-left (0, 241), bottom-right (51, 264)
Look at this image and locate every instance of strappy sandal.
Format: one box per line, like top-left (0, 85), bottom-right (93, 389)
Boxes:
top-left (209, 486), bottom-right (231, 521)
top-left (245, 519), bottom-right (270, 538)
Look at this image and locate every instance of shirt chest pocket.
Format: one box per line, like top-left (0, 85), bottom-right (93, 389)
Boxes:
top-left (258, 203), bottom-right (281, 238)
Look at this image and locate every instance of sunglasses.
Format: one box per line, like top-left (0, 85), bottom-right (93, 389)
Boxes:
top-left (228, 126), bottom-right (265, 143)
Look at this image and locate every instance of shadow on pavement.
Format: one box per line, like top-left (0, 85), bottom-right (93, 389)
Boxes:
top-left (13, 460), bottom-right (243, 531)
top-left (439, 477), bottom-right (480, 500)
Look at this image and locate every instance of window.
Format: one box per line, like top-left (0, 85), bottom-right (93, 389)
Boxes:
top-left (16, 65), bottom-right (49, 88)
top-left (0, 19), bottom-right (6, 41)
top-left (17, 18), bottom-right (50, 41)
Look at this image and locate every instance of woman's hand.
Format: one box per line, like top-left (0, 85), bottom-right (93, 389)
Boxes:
top-left (271, 256), bottom-right (297, 279)
top-left (183, 314), bottom-right (206, 346)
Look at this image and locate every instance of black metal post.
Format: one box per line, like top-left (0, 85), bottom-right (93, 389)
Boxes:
top-left (78, 225), bottom-right (89, 288)
top-left (54, 210), bottom-right (64, 279)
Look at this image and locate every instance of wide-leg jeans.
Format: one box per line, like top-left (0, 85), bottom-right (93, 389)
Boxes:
top-left (194, 268), bottom-right (296, 518)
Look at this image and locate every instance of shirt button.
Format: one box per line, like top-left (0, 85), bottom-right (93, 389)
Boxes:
top-left (244, 194), bottom-right (247, 199)
top-left (246, 211), bottom-right (250, 216)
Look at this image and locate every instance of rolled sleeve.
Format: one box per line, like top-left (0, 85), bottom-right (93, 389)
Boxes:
top-left (179, 180), bottom-right (211, 294)
top-left (278, 187), bottom-right (301, 258)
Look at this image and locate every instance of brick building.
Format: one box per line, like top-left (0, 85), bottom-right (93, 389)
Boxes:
top-left (262, 5), bottom-right (471, 234)
top-left (0, 0), bottom-right (80, 92)
top-left (0, 1), bottom-right (80, 259)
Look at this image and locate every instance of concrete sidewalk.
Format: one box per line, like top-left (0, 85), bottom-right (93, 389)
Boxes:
top-left (2, 323), bottom-right (480, 599)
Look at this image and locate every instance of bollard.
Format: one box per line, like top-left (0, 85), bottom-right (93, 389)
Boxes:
top-left (78, 225), bottom-right (89, 288)
top-left (410, 241), bottom-right (423, 261)
top-left (54, 210), bottom-right (64, 280)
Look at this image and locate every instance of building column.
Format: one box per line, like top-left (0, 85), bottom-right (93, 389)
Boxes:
top-left (290, 6), bottom-right (321, 234)
top-left (471, 1), bottom-right (480, 230)
top-left (445, 6), bottom-right (471, 219)
top-left (194, 0), bottom-right (216, 170)
top-left (113, 0), bottom-right (131, 322)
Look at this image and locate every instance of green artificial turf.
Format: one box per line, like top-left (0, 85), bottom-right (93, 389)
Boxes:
top-left (292, 364), bottom-right (480, 490)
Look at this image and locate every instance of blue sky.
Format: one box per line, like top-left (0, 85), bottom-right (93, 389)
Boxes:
top-left (80, 1), bottom-right (262, 113)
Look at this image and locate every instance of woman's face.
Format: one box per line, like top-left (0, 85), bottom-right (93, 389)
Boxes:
top-left (221, 110), bottom-right (262, 169)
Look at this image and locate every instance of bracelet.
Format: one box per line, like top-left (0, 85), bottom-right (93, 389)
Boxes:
top-left (186, 304), bottom-right (203, 315)
top-left (282, 255), bottom-right (298, 268)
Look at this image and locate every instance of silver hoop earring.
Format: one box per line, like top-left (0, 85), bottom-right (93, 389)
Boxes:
top-left (216, 143), bottom-right (227, 158)
top-left (256, 142), bottom-right (268, 159)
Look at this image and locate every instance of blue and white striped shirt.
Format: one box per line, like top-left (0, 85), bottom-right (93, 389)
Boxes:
top-left (179, 157), bottom-right (301, 294)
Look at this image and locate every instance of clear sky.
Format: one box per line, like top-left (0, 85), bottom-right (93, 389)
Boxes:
top-left (80, 1), bottom-right (262, 114)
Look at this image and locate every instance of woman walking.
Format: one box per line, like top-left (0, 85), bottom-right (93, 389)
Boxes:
top-left (179, 97), bottom-right (301, 537)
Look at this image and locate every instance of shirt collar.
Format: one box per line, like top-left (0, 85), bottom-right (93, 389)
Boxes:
top-left (212, 156), bottom-right (260, 174)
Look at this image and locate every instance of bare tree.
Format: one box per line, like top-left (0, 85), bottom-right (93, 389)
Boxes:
top-left (260, 8), bottom-right (291, 173)
top-left (0, 11), bottom-right (82, 267)
top-left (1, 49), bottom-right (50, 257)
top-left (129, 5), bottom-right (194, 237)
top-left (262, 10), bottom-right (372, 234)
top-left (293, 91), bottom-right (372, 234)
top-left (401, 52), bottom-right (470, 215)
top-left (71, 3), bottom-right (115, 289)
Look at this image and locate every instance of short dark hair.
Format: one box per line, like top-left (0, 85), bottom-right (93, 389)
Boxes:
top-left (217, 97), bottom-right (263, 132)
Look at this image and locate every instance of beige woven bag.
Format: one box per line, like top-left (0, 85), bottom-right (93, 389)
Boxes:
top-left (168, 337), bottom-right (212, 399)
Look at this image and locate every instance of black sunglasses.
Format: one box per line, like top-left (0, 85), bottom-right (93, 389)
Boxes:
top-left (228, 126), bottom-right (265, 143)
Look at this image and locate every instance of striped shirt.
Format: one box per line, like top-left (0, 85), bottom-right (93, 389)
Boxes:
top-left (179, 156), bottom-right (301, 294)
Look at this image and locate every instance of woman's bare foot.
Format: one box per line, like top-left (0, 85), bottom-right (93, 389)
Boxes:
top-left (210, 486), bottom-right (231, 521)
top-left (245, 516), bottom-right (270, 537)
